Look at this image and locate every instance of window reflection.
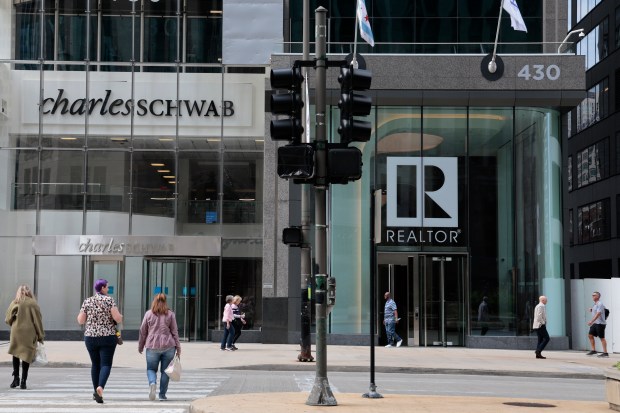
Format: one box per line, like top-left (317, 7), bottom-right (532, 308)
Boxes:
top-left (575, 138), bottom-right (609, 189)
top-left (577, 199), bottom-right (610, 244)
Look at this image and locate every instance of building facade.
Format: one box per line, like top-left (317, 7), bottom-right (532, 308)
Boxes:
top-left (564, 0), bottom-right (620, 352)
top-left (0, 0), bottom-right (589, 349)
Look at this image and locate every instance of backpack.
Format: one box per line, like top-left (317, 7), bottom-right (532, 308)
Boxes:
top-left (605, 308), bottom-right (610, 318)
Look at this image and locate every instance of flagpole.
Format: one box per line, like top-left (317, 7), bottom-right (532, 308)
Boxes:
top-left (352, 0), bottom-right (360, 69)
top-left (489, 0), bottom-right (504, 73)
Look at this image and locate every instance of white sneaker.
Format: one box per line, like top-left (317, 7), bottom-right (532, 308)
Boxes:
top-left (397, 339), bottom-right (403, 348)
top-left (149, 383), bottom-right (156, 401)
top-left (385, 344), bottom-right (393, 348)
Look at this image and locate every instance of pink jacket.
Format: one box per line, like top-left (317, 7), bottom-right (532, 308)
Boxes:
top-left (138, 310), bottom-right (181, 355)
top-left (222, 303), bottom-right (233, 323)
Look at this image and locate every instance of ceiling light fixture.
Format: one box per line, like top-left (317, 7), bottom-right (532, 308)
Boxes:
top-left (151, 163), bottom-right (165, 167)
top-left (157, 169), bottom-right (171, 173)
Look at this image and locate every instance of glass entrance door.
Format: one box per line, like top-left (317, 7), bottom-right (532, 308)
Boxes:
top-left (142, 258), bottom-right (207, 341)
top-left (420, 254), bottom-right (466, 347)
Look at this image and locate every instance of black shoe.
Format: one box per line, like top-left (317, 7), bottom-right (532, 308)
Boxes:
top-left (232, 345), bottom-right (238, 350)
top-left (93, 392), bottom-right (104, 404)
top-left (536, 353), bottom-right (546, 359)
top-left (10, 375), bottom-right (19, 389)
top-left (586, 350), bottom-right (597, 356)
top-left (597, 352), bottom-right (609, 358)
top-left (19, 379), bottom-right (26, 390)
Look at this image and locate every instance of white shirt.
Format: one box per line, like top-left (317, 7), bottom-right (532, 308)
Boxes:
top-left (533, 302), bottom-right (547, 329)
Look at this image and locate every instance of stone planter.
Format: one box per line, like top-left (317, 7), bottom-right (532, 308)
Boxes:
top-left (605, 368), bottom-right (620, 411)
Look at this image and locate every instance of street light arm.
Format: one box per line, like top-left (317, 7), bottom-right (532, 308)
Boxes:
top-left (558, 29), bottom-right (585, 54)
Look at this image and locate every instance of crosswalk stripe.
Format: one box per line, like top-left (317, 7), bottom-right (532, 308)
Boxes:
top-left (0, 369), bottom-right (230, 413)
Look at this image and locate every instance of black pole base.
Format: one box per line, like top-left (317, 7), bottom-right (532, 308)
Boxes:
top-left (362, 383), bottom-right (383, 399)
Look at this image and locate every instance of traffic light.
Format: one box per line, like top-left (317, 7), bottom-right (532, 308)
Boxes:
top-left (329, 64), bottom-right (373, 184)
top-left (282, 227), bottom-right (303, 246)
top-left (269, 66), bottom-right (315, 180)
top-left (337, 65), bottom-right (372, 144)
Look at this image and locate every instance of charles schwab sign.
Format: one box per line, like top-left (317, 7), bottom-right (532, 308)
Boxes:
top-left (16, 71), bottom-right (264, 137)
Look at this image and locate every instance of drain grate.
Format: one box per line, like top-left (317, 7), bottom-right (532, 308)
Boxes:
top-left (503, 402), bottom-right (557, 408)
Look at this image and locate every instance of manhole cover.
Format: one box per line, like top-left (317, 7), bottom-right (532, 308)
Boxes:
top-left (503, 402), bottom-right (556, 408)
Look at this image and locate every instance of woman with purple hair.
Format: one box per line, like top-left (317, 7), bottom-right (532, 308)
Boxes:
top-left (77, 279), bottom-right (123, 404)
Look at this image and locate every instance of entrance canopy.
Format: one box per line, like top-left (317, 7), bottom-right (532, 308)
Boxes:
top-left (32, 235), bottom-right (221, 257)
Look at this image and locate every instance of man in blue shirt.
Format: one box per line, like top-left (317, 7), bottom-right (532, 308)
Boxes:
top-left (383, 292), bottom-right (403, 348)
top-left (586, 291), bottom-right (608, 357)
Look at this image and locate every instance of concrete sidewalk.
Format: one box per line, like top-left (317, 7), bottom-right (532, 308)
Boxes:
top-left (3, 340), bottom-right (613, 378)
top-left (1, 341), bottom-right (615, 412)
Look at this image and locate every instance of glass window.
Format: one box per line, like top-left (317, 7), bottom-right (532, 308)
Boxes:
top-left (0, 150), bottom-right (37, 236)
top-left (100, 15), bottom-right (140, 70)
top-left (576, 199), bottom-right (610, 244)
top-left (56, 12), bottom-right (97, 70)
top-left (221, 151), bottom-right (263, 236)
top-left (616, 132), bottom-right (620, 175)
top-left (131, 151), bottom-right (176, 226)
top-left (568, 155), bottom-right (573, 191)
top-left (39, 149), bottom-right (84, 211)
top-left (569, 209), bottom-right (574, 246)
top-left (576, 78), bottom-right (608, 132)
top-left (177, 151), bottom-right (220, 235)
top-left (38, 150), bottom-right (85, 235)
top-left (576, 138), bottom-right (609, 188)
top-left (85, 151), bottom-right (130, 235)
top-left (616, 6), bottom-right (620, 50)
top-left (37, 256), bottom-right (82, 330)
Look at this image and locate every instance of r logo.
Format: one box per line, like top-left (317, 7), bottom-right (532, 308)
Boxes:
top-left (386, 157), bottom-right (458, 227)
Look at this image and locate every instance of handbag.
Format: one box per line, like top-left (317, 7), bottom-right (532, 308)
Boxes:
top-left (115, 329), bottom-right (123, 345)
top-left (32, 342), bottom-right (48, 366)
top-left (164, 354), bottom-right (181, 381)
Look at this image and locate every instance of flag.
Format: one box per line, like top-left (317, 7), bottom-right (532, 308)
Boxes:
top-left (502, 0), bottom-right (528, 32)
top-left (357, 0), bottom-right (375, 47)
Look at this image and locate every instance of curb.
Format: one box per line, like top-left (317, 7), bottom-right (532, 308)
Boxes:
top-left (1, 361), bottom-right (602, 380)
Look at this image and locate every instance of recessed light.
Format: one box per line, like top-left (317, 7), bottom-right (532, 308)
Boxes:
top-left (163, 175), bottom-right (175, 179)
top-left (239, 198), bottom-right (255, 202)
top-left (61, 137), bottom-right (77, 140)
top-left (158, 138), bottom-right (174, 142)
top-left (168, 181), bottom-right (176, 184)
top-left (157, 169), bottom-right (171, 173)
top-left (151, 163), bottom-right (165, 167)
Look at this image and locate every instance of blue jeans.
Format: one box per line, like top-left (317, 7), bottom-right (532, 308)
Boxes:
top-left (146, 347), bottom-right (176, 398)
top-left (385, 320), bottom-right (401, 345)
top-left (220, 323), bottom-right (235, 349)
top-left (84, 335), bottom-right (117, 391)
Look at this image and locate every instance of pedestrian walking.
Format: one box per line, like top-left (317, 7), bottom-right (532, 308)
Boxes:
top-left (586, 291), bottom-right (608, 357)
top-left (231, 295), bottom-right (246, 350)
top-left (383, 292), bottom-right (402, 348)
top-left (220, 295), bottom-right (235, 351)
top-left (77, 278), bottom-right (123, 404)
top-left (478, 296), bottom-right (490, 336)
top-left (533, 295), bottom-right (550, 359)
top-left (4, 285), bottom-right (45, 390)
top-left (138, 293), bottom-right (181, 401)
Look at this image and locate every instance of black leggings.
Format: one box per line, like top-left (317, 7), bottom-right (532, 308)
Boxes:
top-left (12, 356), bottom-right (29, 380)
top-left (232, 319), bottom-right (243, 344)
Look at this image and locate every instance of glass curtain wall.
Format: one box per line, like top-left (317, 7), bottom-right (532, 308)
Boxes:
top-left (329, 106), bottom-right (563, 339)
top-left (289, 0), bottom-right (542, 54)
top-left (1, 0), bottom-right (263, 333)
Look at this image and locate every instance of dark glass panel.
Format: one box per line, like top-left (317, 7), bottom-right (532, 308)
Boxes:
top-left (132, 151), bottom-right (175, 218)
top-left (186, 17), bottom-right (222, 65)
top-left (86, 151), bottom-right (130, 213)
top-left (100, 15), bottom-right (140, 70)
top-left (39, 149), bottom-right (84, 210)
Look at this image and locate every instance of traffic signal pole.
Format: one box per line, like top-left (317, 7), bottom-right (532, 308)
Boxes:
top-left (298, 0), bottom-right (314, 363)
top-left (306, 6), bottom-right (336, 406)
